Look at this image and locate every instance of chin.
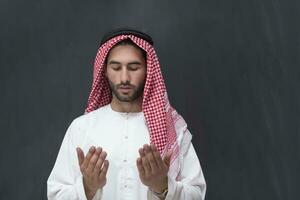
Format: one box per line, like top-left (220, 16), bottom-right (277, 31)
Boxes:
top-left (116, 95), bottom-right (134, 102)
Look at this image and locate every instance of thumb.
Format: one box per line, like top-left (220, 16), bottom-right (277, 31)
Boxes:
top-left (163, 151), bottom-right (172, 167)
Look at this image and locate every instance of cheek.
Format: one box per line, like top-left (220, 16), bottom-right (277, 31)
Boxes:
top-left (133, 72), bottom-right (146, 84)
top-left (106, 70), bottom-right (118, 82)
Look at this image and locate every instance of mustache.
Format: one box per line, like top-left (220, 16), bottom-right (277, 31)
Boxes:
top-left (116, 83), bottom-right (134, 88)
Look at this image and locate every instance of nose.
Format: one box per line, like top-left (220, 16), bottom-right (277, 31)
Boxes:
top-left (120, 67), bottom-right (130, 84)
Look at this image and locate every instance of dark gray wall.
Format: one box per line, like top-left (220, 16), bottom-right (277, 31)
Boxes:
top-left (0, 0), bottom-right (299, 199)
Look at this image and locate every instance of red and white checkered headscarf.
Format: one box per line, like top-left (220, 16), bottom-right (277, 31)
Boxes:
top-left (85, 34), bottom-right (189, 178)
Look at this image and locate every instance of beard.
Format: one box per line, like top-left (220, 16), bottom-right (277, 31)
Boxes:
top-left (108, 79), bottom-right (145, 102)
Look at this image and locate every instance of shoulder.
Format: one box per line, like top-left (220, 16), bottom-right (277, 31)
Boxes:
top-left (63, 105), bottom-right (110, 143)
top-left (69, 104), bottom-right (110, 130)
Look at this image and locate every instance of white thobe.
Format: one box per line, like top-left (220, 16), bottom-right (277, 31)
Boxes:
top-left (47, 104), bottom-right (206, 200)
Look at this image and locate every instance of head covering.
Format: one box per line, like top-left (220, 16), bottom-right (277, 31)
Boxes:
top-left (85, 28), bottom-right (190, 179)
top-left (100, 28), bottom-right (154, 46)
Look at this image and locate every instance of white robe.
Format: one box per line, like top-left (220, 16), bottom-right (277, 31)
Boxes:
top-left (47, 104), bottom-right (206, 200)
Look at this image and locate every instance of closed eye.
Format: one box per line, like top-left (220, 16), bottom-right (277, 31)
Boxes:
top-left (128, 63), bottom-right (142, 71)
top-left (128, 66), bottom-right (139, 71)
top-left (107, 60), bottom-right (121, 70)
top-left (108, 63), bottom-right (121, 71)
top-left (111, 66), bottom-right (121, 71)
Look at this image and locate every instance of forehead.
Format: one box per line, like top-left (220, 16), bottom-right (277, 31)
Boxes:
top-left (107, 44), bottom-right (145, 62)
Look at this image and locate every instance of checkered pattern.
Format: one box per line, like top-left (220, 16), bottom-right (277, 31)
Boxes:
top-left (85, 34), bottom-right (187, 176)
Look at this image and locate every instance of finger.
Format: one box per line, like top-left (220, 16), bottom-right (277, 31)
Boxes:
top-left (142, 145), bottom-right (153, 174)
top-left (136, 157), bottom-right (145, 175)
top-left (144, 144), bottom-right (158, 173)
top-left (150, 144), bottom-right (164, 169)
top-left (93, 150), bottom-right (107, 175)
top-left (142, 156), bottom-right (151, 176)
top-left (76, 147), bottom-right (84, 166)
top-left (82, 146), bottom-right (96, 170)
top-left (86, 147), bottom-right (102, 174)
top-left (163, 151), bottom-right (172, 168)
top-left (99, 160), bottom-right (109, 179)
top-left (143, 144), bottom-right (152, 157)
top-left (138, 147), bottom-right (146, 157)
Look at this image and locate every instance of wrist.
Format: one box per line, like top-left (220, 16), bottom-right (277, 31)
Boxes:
top-left (85, 189), bottom-right (96, 200)
top-left (83, 179), bottom-right (97, 200)
top-left (84, 186), bottom-right (97, 200)
top-left (151, 186), bottom-right (167, 194)
top-left (151, 187), bottom-right (168, 199)
top-left (150, 177), bottom-right (168, 193)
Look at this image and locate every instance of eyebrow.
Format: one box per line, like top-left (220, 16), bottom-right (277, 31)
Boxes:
top-left (107, 60), bottom-right (142, 65)
top-left (107, 60), bottom-right (121, 65)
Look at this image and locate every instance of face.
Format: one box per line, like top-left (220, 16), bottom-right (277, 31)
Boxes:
top-left (105, 44), bottom-right (147, 103)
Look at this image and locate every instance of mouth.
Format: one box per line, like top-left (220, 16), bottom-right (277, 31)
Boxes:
top-left (118, 86), bottom-right (133, 93)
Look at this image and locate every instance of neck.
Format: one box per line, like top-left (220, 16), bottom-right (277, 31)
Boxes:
top-left (110, 96), bottom-right (143, 113)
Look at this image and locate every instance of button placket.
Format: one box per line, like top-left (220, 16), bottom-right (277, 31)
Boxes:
top-left (121, 113), bottom-right (130, 191)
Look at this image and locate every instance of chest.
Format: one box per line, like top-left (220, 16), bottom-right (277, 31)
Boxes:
top-left (82, 114), bottom-right (150, 167)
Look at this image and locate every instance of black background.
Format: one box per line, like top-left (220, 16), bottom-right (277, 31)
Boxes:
top-left (0, 0), bottom-right (299, 199)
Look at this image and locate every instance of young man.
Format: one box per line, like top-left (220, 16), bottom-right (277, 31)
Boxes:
top-left (47, 29), bottom-right (206, 200)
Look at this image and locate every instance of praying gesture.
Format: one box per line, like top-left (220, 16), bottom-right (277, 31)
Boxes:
top-left (136, 144), bottom-right (172, 194)
top-left (76, 146), bottom-right (109, 200)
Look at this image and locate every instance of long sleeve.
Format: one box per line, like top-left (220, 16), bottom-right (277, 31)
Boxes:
top-left (47, 120), bottom-right (103, 200)
top-left (147, 143), bottom-right (206, 200)
top-left (47, 105), bottom-right (205, 199)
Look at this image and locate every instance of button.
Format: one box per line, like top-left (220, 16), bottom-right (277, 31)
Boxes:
top-left (124, 136), bottom-right (128, 139)
top-left (123, 159), bottom-right (127, 162)
top-left (124, 185), bottom-right (127, 188)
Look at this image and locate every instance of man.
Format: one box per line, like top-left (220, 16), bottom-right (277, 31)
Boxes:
top-left (47, 28), bottom-right (206, 200)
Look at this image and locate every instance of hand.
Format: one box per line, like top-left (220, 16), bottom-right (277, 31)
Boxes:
top-left (76, 146), bottom-right (109, 200)
top-left (136, 144), bottom-right (172, 193)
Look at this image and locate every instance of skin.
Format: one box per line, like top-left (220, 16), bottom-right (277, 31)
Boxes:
top-left (76, 147), bottom-right (109, 200)
top-left (137, 144), bottom-right (172, 193)
top-left (105, 44), bottom-right (147, 113)
top-left (76, 43), bottom-right (171, 200)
